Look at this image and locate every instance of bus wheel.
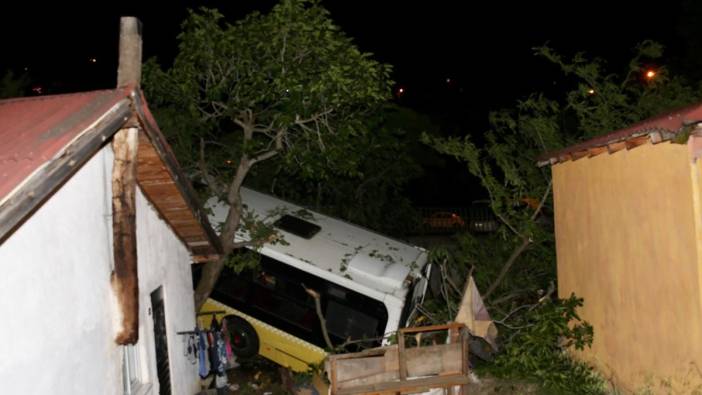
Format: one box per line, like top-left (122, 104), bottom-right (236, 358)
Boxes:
top-left (225, 316), bottom-right (260, 358)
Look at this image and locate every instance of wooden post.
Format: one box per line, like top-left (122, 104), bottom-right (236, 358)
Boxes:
top-left (117, 17), bottom-right (142, 88)
top-left (112, 127), bottom-right (140, 344)
top-left (112, 16), bottom-right (142, 345)
top-left (398, 329), bottom-right (407, 382)
top-left (460, 327), bottom-right (470, 395)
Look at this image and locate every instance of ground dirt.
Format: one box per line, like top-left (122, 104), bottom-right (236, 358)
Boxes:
top-left (198, 355), bottom-right (542, 395)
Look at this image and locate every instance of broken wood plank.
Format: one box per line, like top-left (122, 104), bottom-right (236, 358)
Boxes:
top-left (328, 323), bottom-right (470, 394)
top-left (335, 374), bottom-right (471, 395)
top-left (112, 127), bottom-right (140, 345)
top-left (334, 343), bottom-right (462, 385)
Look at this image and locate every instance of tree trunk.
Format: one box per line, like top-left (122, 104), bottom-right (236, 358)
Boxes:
top-left (193, 156), bottom-right (250, 311)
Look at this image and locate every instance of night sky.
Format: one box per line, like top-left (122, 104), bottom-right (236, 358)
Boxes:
top-left (1, 1), bottom-right (696, 204)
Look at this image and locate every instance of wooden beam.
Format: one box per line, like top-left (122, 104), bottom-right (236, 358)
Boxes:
top-left (558, 153), bottom-right (573, 163)
top-left (607, 141), bottom-right (627, 154)
top-left (117, 17), bottom-right (142, 88)
top-left (587, 146), bottom-right (608, 157)
top-left (570, 149), bottom-right (590, 161)
top-left (192, 254), bottom-right (221, 263)
top-left (112, 127), bottom-right (140, 345)
top-left (625, 135), bottom-right (650, 150)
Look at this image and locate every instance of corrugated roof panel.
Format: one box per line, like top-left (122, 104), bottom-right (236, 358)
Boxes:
top-left (0, 89), bottom-right (129, 202)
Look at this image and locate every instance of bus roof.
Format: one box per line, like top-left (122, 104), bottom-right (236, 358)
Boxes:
top-left (207, 187), bottom-right (428, 300)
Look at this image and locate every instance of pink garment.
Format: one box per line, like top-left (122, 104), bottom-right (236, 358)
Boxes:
top-left (222, 319), bottom-right (234, 362)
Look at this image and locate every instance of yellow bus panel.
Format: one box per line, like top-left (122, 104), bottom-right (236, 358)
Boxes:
top-left (199, 298), bottom-right (326, 373)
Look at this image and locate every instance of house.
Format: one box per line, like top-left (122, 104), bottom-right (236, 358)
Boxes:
top-left (538, 103), bottom-right (702, 392)
top-left (0, 18), bottom-right (221, 395)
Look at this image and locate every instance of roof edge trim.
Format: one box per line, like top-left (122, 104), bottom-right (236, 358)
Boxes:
top-left (0, 99), bottom-right (132, 244)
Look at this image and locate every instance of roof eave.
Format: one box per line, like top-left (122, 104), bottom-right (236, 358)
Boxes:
top-left (131, 90), bottom-right (223, 259)
top-left (0, 98), bottom-right (132, 243)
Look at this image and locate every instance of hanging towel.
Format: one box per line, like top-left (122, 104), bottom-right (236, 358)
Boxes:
top-left (198, 330), bottom-right (209, 378)
top-left (216, 331), bottom-right (228, 374)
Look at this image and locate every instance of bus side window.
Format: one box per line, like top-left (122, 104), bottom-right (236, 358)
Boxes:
top-left (325, 299), bottom-right (380, 342)
top-left (213, 267), bottom-right (250, 303)
top-left (256, 271), bottom-right (277, 289)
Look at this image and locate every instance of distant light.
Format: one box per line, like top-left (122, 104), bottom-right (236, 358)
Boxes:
top-left (89, 58), bottom-right (97, 64)
top-left (23, 66), bottom-right (28, 72)
top-left (398, 87), bottom-right (405, 94)
top-left (396, 86), bottom-right (405, 97)
top-left (446, 78), bottom-right (451, 83)
top-left (645, 69), bottom-right (656, 80)
top-left (587, 88), bottom-right (595, 95)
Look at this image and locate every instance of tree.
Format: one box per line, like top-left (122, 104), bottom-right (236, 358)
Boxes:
top-left (0, 69), bottom-right (31, 99)
top-left (246, 103), bottom-right (432, 237)
top-left (422, 41), bottom-right (700, 392)
top-left (143, 0), bottom-right (393, 310)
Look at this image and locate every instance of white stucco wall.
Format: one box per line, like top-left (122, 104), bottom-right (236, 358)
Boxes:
top-left (0, 147), bottom-right (120, 394)
top-left (0, 145), bottom-right (199, 395)
top-left (136, 187), bottom-right (199, 395)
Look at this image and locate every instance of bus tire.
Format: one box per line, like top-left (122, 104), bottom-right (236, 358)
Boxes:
top-left (225, 315), bottom-right (260, 359)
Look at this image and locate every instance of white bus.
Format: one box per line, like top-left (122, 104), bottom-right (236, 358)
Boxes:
top-left (197, 187), bottom-right (432, 372)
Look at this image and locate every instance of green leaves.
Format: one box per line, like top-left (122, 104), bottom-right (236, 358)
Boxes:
top-left (422, 40), bottom-right (702, 393)
top-left (0, 70), bottom-right (31, 99)
top-left (143, 0), bottom-right (394, 194)
top-left (490, 295), bottom-right (604, 394)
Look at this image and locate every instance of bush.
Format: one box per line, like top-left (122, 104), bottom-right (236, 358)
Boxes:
top-left (484, 295), bottom-right (607, 394)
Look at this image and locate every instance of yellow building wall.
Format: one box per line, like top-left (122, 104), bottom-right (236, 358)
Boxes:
top-left (552, 141), bottom-right (702, 393)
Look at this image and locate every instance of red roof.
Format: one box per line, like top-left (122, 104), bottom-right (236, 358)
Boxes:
top-left (0, 89), bottom-right (130, 203)
top-left (537, 102), bottom-right (702, 166)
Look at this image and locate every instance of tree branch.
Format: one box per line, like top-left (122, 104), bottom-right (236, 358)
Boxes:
top-left (483, 237), bottom-right (531, 301)
top-left (198, 138), bottom-right (224, 197)
top-left (302, 284), bottom-right (335, 350)
top-left (294, 109), bottom-right (333, 125)
top-left (249, 150), bottom-right (278, 167)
